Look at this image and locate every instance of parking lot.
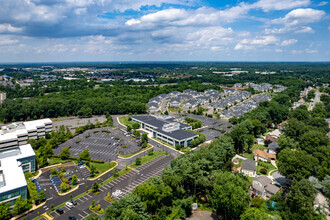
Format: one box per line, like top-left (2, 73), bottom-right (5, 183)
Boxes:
top-left (54, 127), bottom-right (142, 162)
top-left (176, 114), bottom-right (234, 141)
top-left (52, 116), bottom-right (107, 133)
top-left (51, 155), bottom-right (174, 220)
top-left (34, 164), bottom-right (91, 214)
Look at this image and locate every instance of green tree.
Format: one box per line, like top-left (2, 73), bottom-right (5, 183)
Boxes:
top-left (13, 196), bottom-right (31, 215)
top-left (79, 148), bottom-right (91, 161)
top-left (142, 133), bottom-right (148, 143)
top-left (277, 149), bottom-right (318, 180)
top-left (277, 135), bottom-right (299, 150)
top-left (72, 174), bottom-right (78, 185)
top-left (134, 177), bottom-right (173, 213)
top-left (60, 147), bottom-right (71, 160)
top-left (92, 182), bottom-right (99, 193)
top-left (133, 129), bottom-right (140, 137)
top-left (38, 190), bottom-right (46, 200)
top-left (126, 125), bottom-right (132, 132)
top-left (135, 157), bottom-right (142, 166)
top-left (240, 207), bottom-right (272, 220)
top-left (90, 165), bottom-right (96, 177)
top-left (283, 179), bottom-right (317, 219)
top-left (300, 130), bottom-right (329, 154)
top-left (0, 202), bottom-right (9, 220)
top-left (104, 193), bottom-right (149, 220)
top-left (211, 172), bottom-right (250, 219)
top-left (60, 182), bottom-right (70, 191)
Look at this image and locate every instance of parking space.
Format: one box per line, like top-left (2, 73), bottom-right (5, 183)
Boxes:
top-left (176, 114), bottom-right (234, 141)
top-left (32, 179), bottom-right (43, 192)
top-left (50, 176), bottom-right (62, 192)
top-left (54, 127), bottom-right (142, 162)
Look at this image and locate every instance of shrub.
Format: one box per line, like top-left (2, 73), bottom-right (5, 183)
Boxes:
top-left (135, 157), bottom-right (142, 166)
top-left (260, 168), bottom-right (267, 174)
top-left (121, 145), bottom-right (128, 148)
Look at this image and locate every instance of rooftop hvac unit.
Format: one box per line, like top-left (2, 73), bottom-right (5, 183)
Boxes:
top-left (162, 122), bottom-right (180, 132)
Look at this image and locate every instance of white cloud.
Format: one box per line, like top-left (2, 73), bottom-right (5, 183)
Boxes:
top-left (273, 8), bottom-right (325, 27)
top-left (292, 49), bottom-right (303, 54)
top-left (125, 19), bottom-right (141, 26)
top-left (235, 35), bottom-right (278, 50)
top-left (306, 49), bottom-right (318, 54)
top-left (281, 39), bottom-right (298, 46)
top-left (253, 0), bottom-right (310, 12)
top-left (74, 8), bottom-right (87, 15)
top-left (275, 49), bottom-right (283, 52)
top-left (0, 24), bottom-right (22, 33)
top-left (0, 36), bottom-right (19, 46)
top-left (317, 1), bottom-right (328, 6)
top-left (295, 26), bottom-right (314, 33)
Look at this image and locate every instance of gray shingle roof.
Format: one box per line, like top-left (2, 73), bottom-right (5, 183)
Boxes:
top-left (269, 142), bottom-right (280, 151)
top-left (241, 159), bottom-right (256, 171)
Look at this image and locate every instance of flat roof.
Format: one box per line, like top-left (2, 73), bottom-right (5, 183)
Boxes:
top-left (132, 115), bottom-right (197, 141)
top-left (0, 144), bottom-right (35, 194)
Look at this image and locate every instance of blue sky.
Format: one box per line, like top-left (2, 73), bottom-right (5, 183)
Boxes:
top-left (0, 0), bottom-right (329, 62)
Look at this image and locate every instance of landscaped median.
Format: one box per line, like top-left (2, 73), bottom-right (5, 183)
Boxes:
top-left (129, 150), bottom-right (168, 169)
top-left (118, 115), bottom-right (139, 128)
top-left (48, 156), bottom-right (117, 180)
top-left (118, 144), bottom-right (153, 159)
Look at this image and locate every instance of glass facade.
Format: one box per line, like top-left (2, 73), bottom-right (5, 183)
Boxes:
top-left (0, 186), bottom-right (27, 205)
top-left (17, 155), bottom-right (36, 173)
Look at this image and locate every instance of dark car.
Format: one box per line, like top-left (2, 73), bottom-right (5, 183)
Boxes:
top-left (69, 216), bottom-right (77, 220)
top-left (56, 208), bottom-right (64, 214)
top-left (71, 200), bottom-right (77, 205)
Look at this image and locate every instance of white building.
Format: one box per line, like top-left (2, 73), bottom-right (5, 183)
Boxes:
top-left (0, 119), bottom-right (52, 150)
top-left (0, 92), bottom-right (6, 105)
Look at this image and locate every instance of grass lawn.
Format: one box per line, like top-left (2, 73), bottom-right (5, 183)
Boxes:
top-left (118, 145), bottom-right (152, 158)
top-left (256, 161), bottom-right (277, 175)
top-left (48, 157), bottom-right (116, 177)
top-left (130, 151), bottom-right (167, 169)
top-left (242, 152), bottom-right (254, 160)
top-left (252, 144), bottom-right (267, 151)
top-left (118, 116), bottom-right (136, 127)
top-left (168, 107), bottom-right (180, 113)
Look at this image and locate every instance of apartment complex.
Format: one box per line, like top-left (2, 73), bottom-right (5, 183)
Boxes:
top-left (132, 115), bottom-right (198, 147)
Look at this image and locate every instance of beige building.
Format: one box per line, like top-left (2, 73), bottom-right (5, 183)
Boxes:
top-left (0, 92), bottom-right (6, 105)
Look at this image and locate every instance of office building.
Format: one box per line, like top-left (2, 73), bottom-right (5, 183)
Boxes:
top-left (131, 115), bottom-right (198, 147)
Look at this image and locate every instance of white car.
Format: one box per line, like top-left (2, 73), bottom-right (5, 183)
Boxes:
top-left (112, 190), bottom-right (123, 197)
top-left (66, 202), bottom-right (74, 209)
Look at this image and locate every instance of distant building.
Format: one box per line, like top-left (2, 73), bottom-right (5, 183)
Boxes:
top-left (0, 92), bottom-right (6, 105)
top-left (132, 115), bottom-right (198, 147)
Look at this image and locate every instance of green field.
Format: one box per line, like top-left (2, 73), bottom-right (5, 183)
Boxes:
top-left (130, 151), bottom-right (167, 169)
top-left (118, 116), bottom-right (136, 127)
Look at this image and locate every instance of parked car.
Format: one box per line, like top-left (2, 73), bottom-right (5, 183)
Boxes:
top-left (56, 208), bottom-right (64, 214)
top-left (112, 190), bottom-right (123, 197)
top-left (66, 202), bottom-right (74, 208)
top-left (71, 200), bottom-right (77, 205)
top-left (78, 162), bottom-right (84, 166)
top-left (69, 216), bottom-right (77, 220)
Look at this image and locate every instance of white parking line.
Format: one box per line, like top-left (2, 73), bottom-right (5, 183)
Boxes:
top-left (78, 214), bottom-right (85, 219)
